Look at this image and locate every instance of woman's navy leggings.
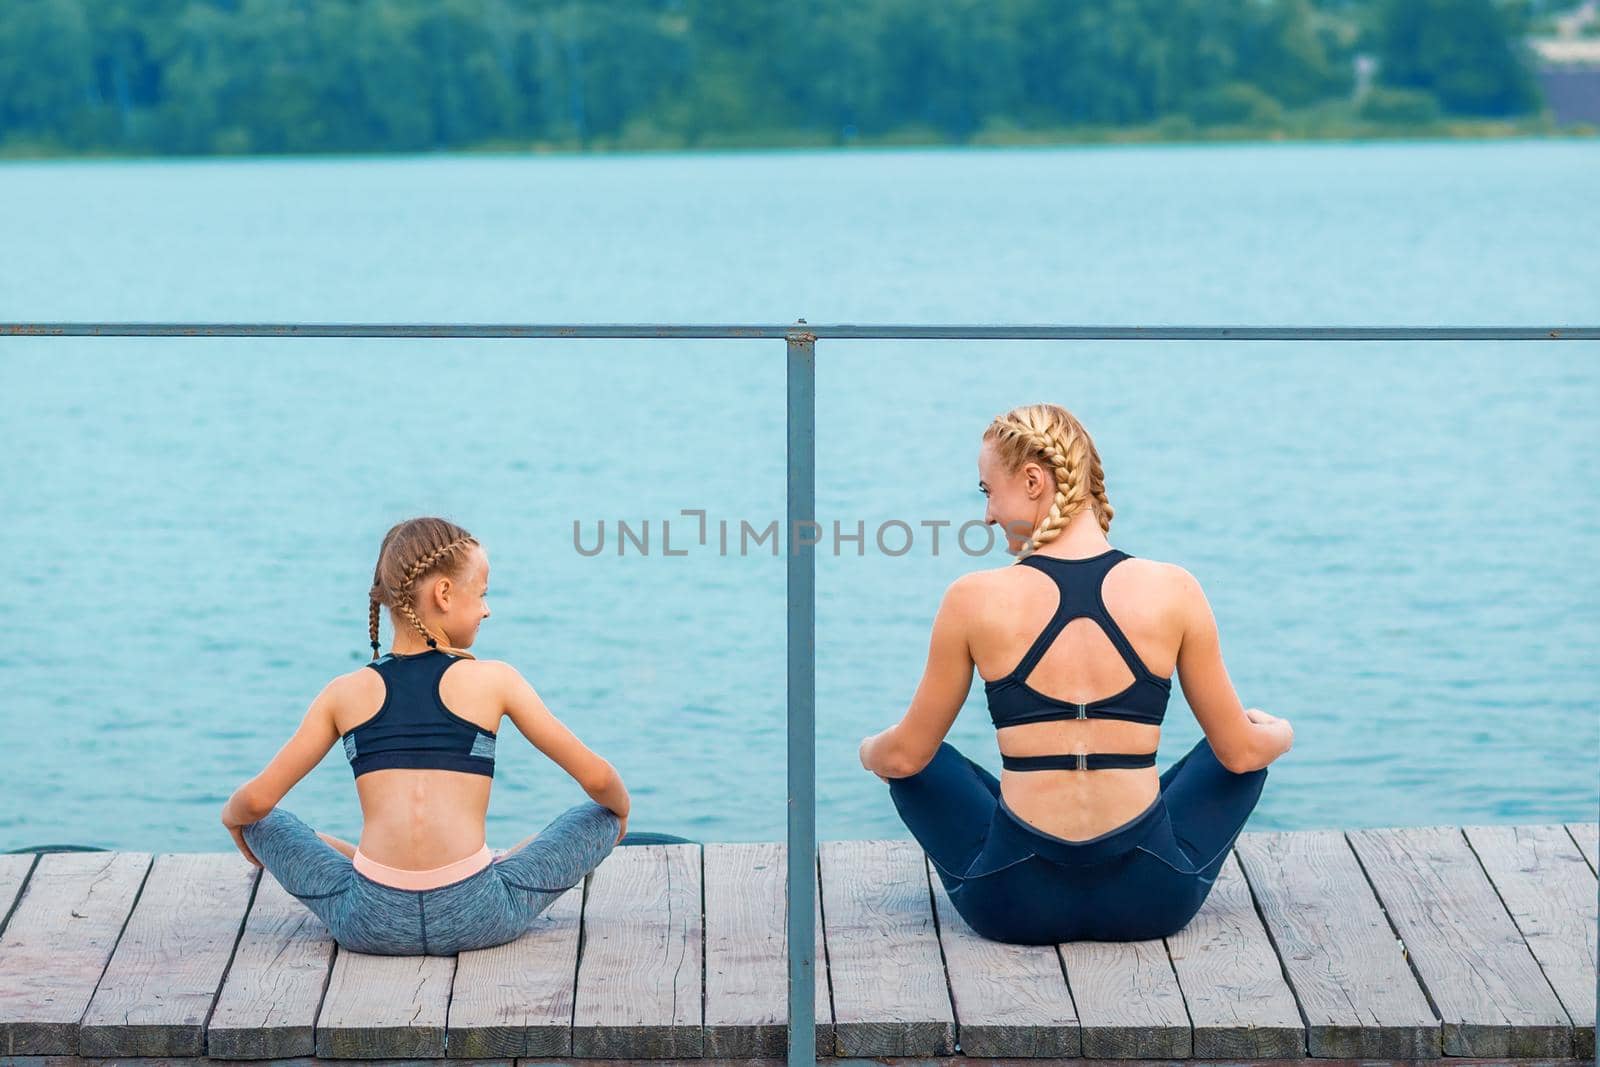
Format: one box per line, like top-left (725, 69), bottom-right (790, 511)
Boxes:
top-left (887, 736), bottom-right (1267, 944)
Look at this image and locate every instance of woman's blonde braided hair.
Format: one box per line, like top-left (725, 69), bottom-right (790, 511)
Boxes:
top-left (982, 403), bottom-right (1113, 562)
top-left (368, 517), bottom-right (480, 660)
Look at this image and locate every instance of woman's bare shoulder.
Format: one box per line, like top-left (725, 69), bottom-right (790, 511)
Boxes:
top-left (947, 563), bottom-right (1012, 598)
top-left (1114, 554), bottom-right (1207, 628)
top-left (940, 554), bottom-right (1198, 623)
top-left (960, 553), bottom-right (1190, 586)
top-left (946, 562), bottom-right (1036, 620)
top-left (1120, 553), bottom-right (1193, 584)
top-left (1126, 554), bottom-right (1204, 592)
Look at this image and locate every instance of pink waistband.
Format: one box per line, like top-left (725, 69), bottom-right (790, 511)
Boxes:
top-left (352, 843), bottom-right (493, 890)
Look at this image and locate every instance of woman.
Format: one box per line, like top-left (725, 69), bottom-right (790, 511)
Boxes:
top-left (221, 516), bottom-right (629, 956)
top-left (859, 403), bottom-right (1293, 944)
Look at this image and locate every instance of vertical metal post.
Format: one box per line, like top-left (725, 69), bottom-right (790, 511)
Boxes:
top-left (785, 330), bottom-right (817, 1067)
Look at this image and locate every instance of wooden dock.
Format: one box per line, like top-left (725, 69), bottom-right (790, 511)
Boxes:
top-left (0, 824), bottom-right (1593, 1063)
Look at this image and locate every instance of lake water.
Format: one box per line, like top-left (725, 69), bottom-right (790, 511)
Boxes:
top-left (1, 139), bottom-right (1596, 851)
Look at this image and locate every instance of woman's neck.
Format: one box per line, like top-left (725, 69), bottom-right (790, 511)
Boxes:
top-left (1028, 510), bottom-right (1111, 560)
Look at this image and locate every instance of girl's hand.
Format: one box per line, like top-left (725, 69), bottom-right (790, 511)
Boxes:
top-left (226, 822), bottom-right (262, 868)
top-left (220, 792), bottom-right (263, 867)
top-left (613, 811), bottom-right (629, 845)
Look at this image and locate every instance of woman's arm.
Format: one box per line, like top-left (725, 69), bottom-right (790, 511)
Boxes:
top-left (859, 574), bottom-right (981, 779)
top-left (1171, 566), bottom-right (1294, 772)
top-left (495, 662), bottom-right (631, 834)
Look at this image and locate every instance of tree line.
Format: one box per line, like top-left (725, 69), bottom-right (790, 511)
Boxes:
top-left (0, 0), bottom-right (1554, 156)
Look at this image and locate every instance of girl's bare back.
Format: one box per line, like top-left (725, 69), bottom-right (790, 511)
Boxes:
top-left (334, 657), bottom-right (503, 868)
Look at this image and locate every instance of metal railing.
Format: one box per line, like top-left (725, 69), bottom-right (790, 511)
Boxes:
top-left (6, 319), bottom-right (1597, 1067)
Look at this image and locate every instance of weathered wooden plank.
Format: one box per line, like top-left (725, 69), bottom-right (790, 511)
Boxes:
top-left (446, 883), bottom-right (583, 1058)
top-left (0, 855), bottom-right (35, 937)
top-left (1166, 851), bottom-right (1304, 1058)
top-left (315, 950), bottom-right (455, 1059)
top-left (1464, 824), bottom-right (1597, 1059)
top-left (702, 843), bottom-right (831, 1058)
top-left (810, 849), bottom-right (834, 1057)
top-left (77, 853), bottom-right (257, 1057)
top-left (926, 858), bottom-right (1077, 1058)
top-left (702, 842), bottom-right (779, 1060)
top-left (819, 839), bottom-right (953, 1057)
top-left (1348, 825), bottom-right (1572, 1057)
top-left (3, 827), bottom-right (1588, 1065)
top-left (206, 871), bottom-right (336, 1060)
top-left (572, 844), bottom-right (703, 1059)
top-left (0, 1057), bottom-right (1578, 1067)
top-left (0, 851), bottom-right (152, 1055)
top-left (1235, 829), bottom-right (1439, 1058)
top-left (1568, 822), bottom-right (1599, 874)
top-left (1060, 935), bottom-right (1190, 1058)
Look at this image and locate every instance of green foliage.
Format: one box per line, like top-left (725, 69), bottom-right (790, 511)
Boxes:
top-left (1359, 85), bottom-right (1444, 122)
top-left (1370, 0), bottom-right (1543, 114)
top-left (1187, 82), bottom-right (1286, 126)
top-left (0, 0), bottom-right (1550, 155)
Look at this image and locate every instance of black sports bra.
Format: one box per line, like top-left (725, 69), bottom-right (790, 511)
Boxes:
top-left (342, 650), bottom-right (496, 779)
top-left (983, 548), bottom-right (1172, 771)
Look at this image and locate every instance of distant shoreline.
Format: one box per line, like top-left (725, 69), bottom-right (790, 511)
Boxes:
top-left (2, 116), bottom-right (1592, 163)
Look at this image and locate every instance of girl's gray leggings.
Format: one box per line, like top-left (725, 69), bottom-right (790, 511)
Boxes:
top-left (241, 801), bottom-right (620, 955)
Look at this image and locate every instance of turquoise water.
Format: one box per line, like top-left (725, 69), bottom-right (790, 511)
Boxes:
top-left (1, 140), bottom-right (1596, 850)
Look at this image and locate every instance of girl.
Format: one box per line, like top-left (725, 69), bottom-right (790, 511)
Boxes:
top-left (221, 516), bottom-right (629, 956)
top-left (859, 403), bottom-right (1293, 944)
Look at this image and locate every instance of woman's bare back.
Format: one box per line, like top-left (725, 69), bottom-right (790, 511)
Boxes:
top-left (968, 554), bottom-right (1185, 841)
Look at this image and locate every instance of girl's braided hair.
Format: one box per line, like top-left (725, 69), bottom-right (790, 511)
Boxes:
top-left (368, 517), bottom-right (480, 660)
top-left (982, 403), bottom-right (1113, 562)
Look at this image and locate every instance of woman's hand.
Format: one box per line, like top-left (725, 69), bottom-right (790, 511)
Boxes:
top-left (1244, 708), bottom-right (1294, 757)
top-left (858, 735), bottom-right (890, 782)
top-left (613, 810), bottom-right (629, 845)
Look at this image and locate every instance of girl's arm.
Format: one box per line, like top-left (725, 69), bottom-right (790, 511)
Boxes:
top-left (221, 677), bottom-right (345, 833)
top-left (494, 662), bottom-right (631, 827)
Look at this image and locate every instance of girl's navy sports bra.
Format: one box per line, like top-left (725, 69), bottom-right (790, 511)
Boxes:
top-left (342, 649), bottom-right (497, 779)
top-left (983, 548), bottom-right (1172, 771)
